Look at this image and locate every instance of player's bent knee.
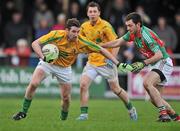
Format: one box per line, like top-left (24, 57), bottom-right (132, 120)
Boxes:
top-left (62, 95), bottom-right (70, 102)
top-left (143, 80), bottom-right (152, 90)
top-left (80, 82), bottom-right (88, 91)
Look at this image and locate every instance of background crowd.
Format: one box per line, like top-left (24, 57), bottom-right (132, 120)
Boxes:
top-left (0, 0), bottom-right (180, 67)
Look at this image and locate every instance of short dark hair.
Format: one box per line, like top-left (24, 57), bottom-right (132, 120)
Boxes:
top-left (66, 18), bottom-right (80, 29)
top-left (125, 12), bottom-right (143, 26)
top-left (87, 1), bottom-right (101, 12)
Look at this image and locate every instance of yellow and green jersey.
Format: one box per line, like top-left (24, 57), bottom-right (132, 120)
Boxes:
top-left (39, 30), bottom-right (101, 67)
top-left (80, 17), bottom-right (117, 66)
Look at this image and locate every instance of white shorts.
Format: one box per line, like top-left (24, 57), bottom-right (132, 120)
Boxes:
top-left (82, 63), bottom-right (118, 82)
top-left (149, 57), bottom-right (173, 85)
top-left (36, 60), bottom-right (72, 84)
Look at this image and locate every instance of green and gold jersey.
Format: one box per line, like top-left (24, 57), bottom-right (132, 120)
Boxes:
top-left (39, 30), bottom-right (101, 67)
top-left (80, 17), bottom-right (117, 66)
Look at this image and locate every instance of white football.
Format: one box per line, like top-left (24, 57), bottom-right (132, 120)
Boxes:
top-left (42, 44), bottom-right (59, 60)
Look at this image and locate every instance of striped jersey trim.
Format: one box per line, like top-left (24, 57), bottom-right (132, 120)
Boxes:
top-left (142, 29), bottom-right (153, 43)
top-left (42, 31), bottom-right (64, 44)
top-left (78, 36), bottom-right (101, 51)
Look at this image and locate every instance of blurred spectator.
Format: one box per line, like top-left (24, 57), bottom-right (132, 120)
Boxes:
top-left (53, 0), bottom-right (69, 17)
top-left (174, 10), bottom-right (180, 53)
top-left (0, 11), bottom-right (3, 48)
top-left (136, 0), bottom-right (161, 26)
top-left (52, 13), bottom-right (66, 30)
top-left (117, 26), bottom-right (126, 37)
top-left (16, 38), bottom-right (31, 57)
top-left (23, 0), bottom-right (45, 25)
top-left (135, 5), bottom-right (151, 26)
top-left (153, 16), bottom-right (177, 65)
top-left (35, 18), bottom-right (50, 39)
top-left (104, 0), bottom-right (130, 31)
top-left (78, 0), bottom-right (87, 7)
top-left (33, 2), bottom-right (54, 30)
top-left (16, 38), bottom-right (31, 66)
top-left (4, 38), bottom-right (31, 66)
top-left (14, 0), bottom-right (24, 12)
top-left (174, 10), bottom-right (180, 65)
top-left (153, 16), bottom-right (177, 53)
top-left (1, 0), bottom-right (16, 25)
top-left (3, 10), bottom-right (30, 49)
top-left (68, 1), bottom-right (82, 21)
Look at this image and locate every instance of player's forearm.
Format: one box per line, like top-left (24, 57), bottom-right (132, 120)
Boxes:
top-left (144, 50), bottom-right (163, 65)
top-left (111, 47), bottom-right (120, 58)
top-left (101, 38), bottom-right (124, 48)
top-left (32, 39), bottom-right (44, 59)
top-left (100, 47), bottom-right (119, 65)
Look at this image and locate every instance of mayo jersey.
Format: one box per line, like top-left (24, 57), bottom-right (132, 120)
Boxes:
top-left (39, 30), bottom-right (101, 67)
top-left (80, 18), bottom-right (117, 66)
top-left (123, 26), bottom-right (169, 59)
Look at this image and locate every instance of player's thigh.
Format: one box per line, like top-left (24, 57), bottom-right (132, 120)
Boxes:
top-left (30, 67), bottom-right (47, 86)
top-left (143, 71), bottom-right (161, 86)
top-left (80, 74), bottom-right (93, 89)
top-left (80, 64), bottom-right (97, 88)
top-left (81, 64), bottom-right (98, 80)
top-left (97, 64), bottom-right (118, 81)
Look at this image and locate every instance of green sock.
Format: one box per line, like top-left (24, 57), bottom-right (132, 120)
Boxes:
top-left (22, 98), bottom-right (32, 113)
top-left (125, 102), bottom-right (133, 110)
top-left (158, 106), bottom-right (166, 112)
top-left (80, 107), bottom-right (88, 114)
top-left (60, 110), bottom-right (68, 120)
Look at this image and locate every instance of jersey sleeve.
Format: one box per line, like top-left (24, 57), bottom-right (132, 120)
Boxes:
top-left (122, 32), bottom-right (131, 42)
top-left (143, 31), bottom-right (160, 53)
top-left (38, 30), bottom-right (64, 44)
top-left (79, 25), bottom-right (86, 37)
top-left (103, 23), bottom-right (117, 41)
top-left (147, 41), bottom-right (160, 53)
top-left (78, 35), bottom-right (101, 53)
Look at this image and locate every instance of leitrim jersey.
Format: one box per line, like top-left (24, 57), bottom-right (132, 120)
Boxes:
top-left (123, 26), bottom-right (169, 59)
top-left (80, 17), bottom-right (117, 66)
top-left (39, 30), bottom-right (101, 67)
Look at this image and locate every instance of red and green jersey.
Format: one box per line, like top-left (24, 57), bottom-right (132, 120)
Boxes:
top-left (122, 26), bottom-right (169, 59)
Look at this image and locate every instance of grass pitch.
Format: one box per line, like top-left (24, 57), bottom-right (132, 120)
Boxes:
top-left (0, 98), bottom-right (179, 131)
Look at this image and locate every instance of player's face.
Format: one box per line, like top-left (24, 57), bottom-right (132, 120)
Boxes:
top-left (125, 19), bottom-right (140, 34)
top-left (87, 7), bottom-right (100, 22)
top-left (67, 26), bottom-right (80, 41)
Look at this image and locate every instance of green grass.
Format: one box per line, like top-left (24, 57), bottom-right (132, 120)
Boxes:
top-left (0, 98), bottom-right (180, 131)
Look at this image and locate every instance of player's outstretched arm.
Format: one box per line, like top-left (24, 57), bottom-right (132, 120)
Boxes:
top-left (99, 46), bottom-right (119, 65)
top-left (101, 37), bottom-right (125, 48)
top-left (32, 39), bottom-right (44, 60)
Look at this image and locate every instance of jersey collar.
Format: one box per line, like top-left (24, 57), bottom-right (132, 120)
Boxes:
top-left (135, 26), bottom-right (143, 38)
top-left (90, 17), bottom-right (101, 26)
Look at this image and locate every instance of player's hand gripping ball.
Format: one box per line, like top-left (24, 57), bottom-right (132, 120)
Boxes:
top-left (42, 44), bottom-right (59, 63)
